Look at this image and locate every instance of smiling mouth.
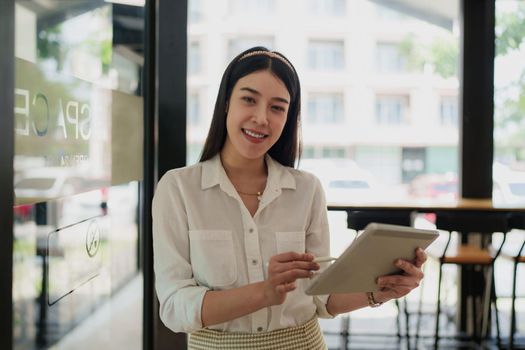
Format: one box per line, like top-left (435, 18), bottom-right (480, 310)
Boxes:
top-left (242, 128), bottom-right (268, 139)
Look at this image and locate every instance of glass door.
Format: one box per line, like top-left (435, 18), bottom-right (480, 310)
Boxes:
top-left (13, 1), bottom-right (145, 349)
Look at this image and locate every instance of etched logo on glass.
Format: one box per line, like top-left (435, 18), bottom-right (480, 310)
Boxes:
top-left (48, 216), bottom-right (104, 305)
top-left (85, 220), bottom-right (100, 258)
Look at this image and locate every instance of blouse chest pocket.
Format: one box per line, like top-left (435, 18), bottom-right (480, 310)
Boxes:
top-left (189, 230), bottom-right (237, 288)
top-left (275, 231), bottom-right (306, 254)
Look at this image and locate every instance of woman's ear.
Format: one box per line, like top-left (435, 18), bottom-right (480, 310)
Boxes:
top-left (225, 101), bottom-right (229, 113)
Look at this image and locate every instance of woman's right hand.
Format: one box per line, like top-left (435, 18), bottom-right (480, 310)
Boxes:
top-left (263, 252), bottom-right (320, 306)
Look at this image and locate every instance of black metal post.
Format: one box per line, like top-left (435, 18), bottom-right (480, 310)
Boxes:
top-left (143, 0), bottom-right (188, 349)
top-left (142, 0), bottom-right (156, 349)
top-left (157, 0), bottom-right (187, 175)
top-left (0, 0), bottom-right (15, 348)
top-left (155, 1), bottom-right (188, 349)
top-left (458, 0), bottom-right (496, 337)
top-left (460, 0), bottom-right (495, 199)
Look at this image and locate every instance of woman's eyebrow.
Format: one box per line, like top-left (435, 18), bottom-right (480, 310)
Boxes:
top-left (240, 87), bottom-right (290, 104)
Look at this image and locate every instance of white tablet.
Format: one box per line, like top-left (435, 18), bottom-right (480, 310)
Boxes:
top-left (305, 223), bottom-right (439, 295)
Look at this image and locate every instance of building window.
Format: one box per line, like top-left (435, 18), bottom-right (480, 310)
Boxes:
top-left (376, 42), bottom-right (406, 73)
top-left (375, 95), bottom-right (409, 125)
top-left (188, 0), bottom-right (203, 22)
top-left (302, 146), bottom-right (316, 159)
top-left (307, 93), bottom-right (344, 124)
top-left (440, 96), bottom-right (458, 127)
top-left (301, 146), bottom-right (346, 159)
top-left (322, 147), bottom-right (346, 158)
top-left (227, 37), bottom-right (274, 62)
top-left (308, 40), bottom-right (344, 71)
top-left (308, 0), bottom-right (346, 16)
top-left (376, 5), bottom-right (407, 21)
top-left (188, 41), bottom-right (201, 75)
top-left (230, 0), bottom-right (274, 14)
top-left (188, 92), bottom-right (201, 125)
top-left (402, 147), bottom-right (426, 183)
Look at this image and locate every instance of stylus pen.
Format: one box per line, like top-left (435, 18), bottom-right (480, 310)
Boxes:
top-left (313, 256), bottom-right (337, 263)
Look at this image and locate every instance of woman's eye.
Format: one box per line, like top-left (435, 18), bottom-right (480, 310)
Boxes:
top-left (272, 105), bottom-right (286, 112)
top-left (242, 96), bottom-right (255, 104)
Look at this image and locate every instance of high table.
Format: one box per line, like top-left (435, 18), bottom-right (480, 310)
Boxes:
top-left (328, 198), bottom-right (525, 213)
top-left (327, 199), bottom-right (525, 346)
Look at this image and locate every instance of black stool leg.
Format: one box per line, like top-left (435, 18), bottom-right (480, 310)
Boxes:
top-left (470, 266), bottom-right (480, 344)
top-left (340, 314), bottom-right (350, 350)
top-left (510, 261), bottom-right (518, 350)
top-left (491, 269), bottom-right (501, 347)
top-left (395, 299), bottom-right (402, 339)
top-left (404, 297), bottom-right (411, 349)
top-left (481, 265), bottom-right (493, 340)
top-left (434, 262), bottom-right (444, 349)
top-left (414, 280), bottom-right (425, 349)
top-left (414, 263), bottom-right (427, 346)
top-left (480, 265), bottom-right (501, 345)
top-left (415, 288), bottom-right (423, 346)
top-left (394, 298), bottom-right (411, 349)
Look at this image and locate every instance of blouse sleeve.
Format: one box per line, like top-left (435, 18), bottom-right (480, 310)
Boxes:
top-left (306, 176), bottom-right (334, 319)
top-left (152, 172), bottom-right (210, 333)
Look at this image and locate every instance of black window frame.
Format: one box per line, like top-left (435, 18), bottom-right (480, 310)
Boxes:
top-left (0, 0), bottom-right (14, 349)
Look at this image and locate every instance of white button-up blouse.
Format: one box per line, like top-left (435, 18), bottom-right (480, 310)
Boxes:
top-left (152, 154), bottom-right (332, 334)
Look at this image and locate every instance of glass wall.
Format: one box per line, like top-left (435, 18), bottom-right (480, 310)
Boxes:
top-left (494, 0), bottom-right (525, 207)
top-left (186, 0), bottom-right (460, 204)
top-left (186, 1), bottom-right (459, 347)
top-left (13, 1), bottom-right (144, 349)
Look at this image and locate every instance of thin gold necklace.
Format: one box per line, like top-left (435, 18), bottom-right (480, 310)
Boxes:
top-left (237, 190), bottom-right (263, 201)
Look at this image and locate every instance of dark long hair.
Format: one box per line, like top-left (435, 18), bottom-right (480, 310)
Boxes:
top-left (199, 46), bottom-right (302, 168)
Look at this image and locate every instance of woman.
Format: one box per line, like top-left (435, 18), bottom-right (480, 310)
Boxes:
top-left (152, 46), bottom-right (426, 349)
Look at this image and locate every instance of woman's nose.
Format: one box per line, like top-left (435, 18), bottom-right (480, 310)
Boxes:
top-left (252, 106), bottom-right (269, 125)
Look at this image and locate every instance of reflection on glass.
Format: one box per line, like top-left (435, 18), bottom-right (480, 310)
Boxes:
top-left (14, 1), bottom-right (144, 204)
top-left (47, 217), bottom-right (104, 306)
top-left (494, 0), bottom-right (525, 206)
top-left (14, 184), bottom-right (141, 349)
top-left (187, 0), bottom-right (460, 205)
top-left (13, 1), bottom-right (144, 349)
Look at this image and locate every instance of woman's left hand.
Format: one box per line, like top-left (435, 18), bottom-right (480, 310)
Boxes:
top-left (373, 247), bottom-right (427, 303)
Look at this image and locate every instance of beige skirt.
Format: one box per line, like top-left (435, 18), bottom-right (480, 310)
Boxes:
top-left (188, 317), bottom-right (327, 350)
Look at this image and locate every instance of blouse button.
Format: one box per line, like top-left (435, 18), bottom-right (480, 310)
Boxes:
top-left (257, 327), bottom-right (263, 332)
top-left (249, 228), bottom-right (254, 233)
top-left (251, 259), bottom-right (258, 265)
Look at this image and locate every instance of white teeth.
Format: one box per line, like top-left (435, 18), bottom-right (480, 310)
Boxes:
top-left (243, 129), bottom-right (266, 139)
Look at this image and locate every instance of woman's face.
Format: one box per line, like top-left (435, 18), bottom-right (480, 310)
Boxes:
top-left (222, 70), bottom-right (290, 162)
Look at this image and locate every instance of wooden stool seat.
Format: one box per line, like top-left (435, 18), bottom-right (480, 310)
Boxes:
top-left (500, 251), bottom-right (525, 263)
top-left (441, 245), bottom-right (494, 264)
